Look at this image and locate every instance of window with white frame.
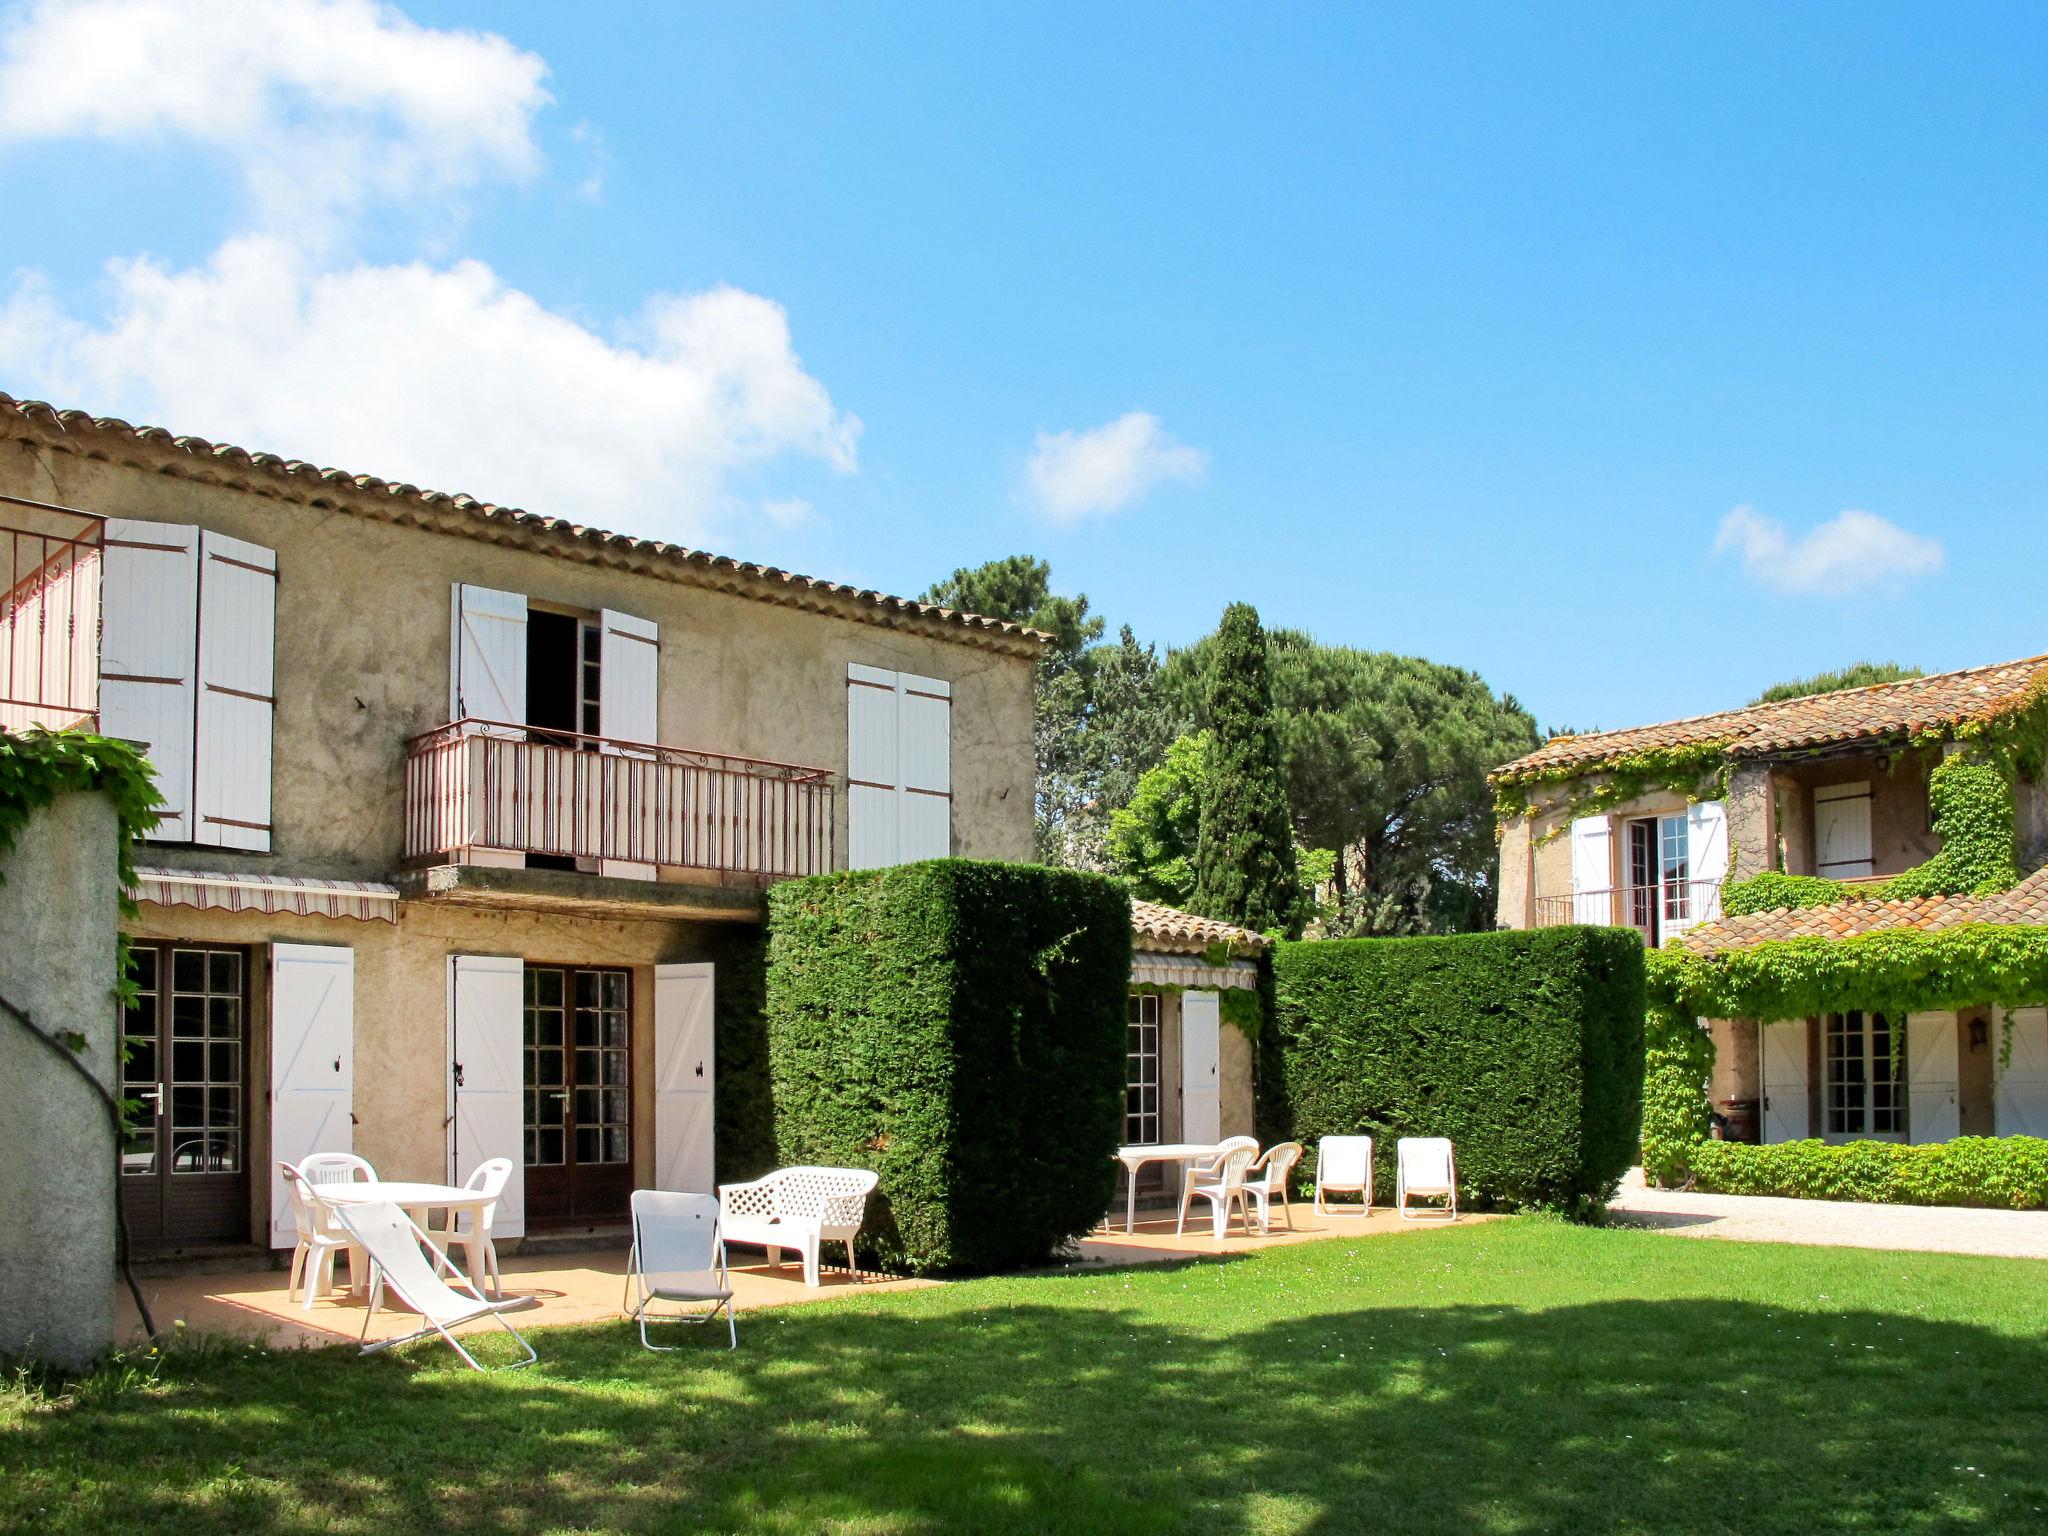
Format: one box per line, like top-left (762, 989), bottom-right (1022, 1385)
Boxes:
top-left (1125, 992), bottom-right (1160, 1146)
top-left (1825, 1010), bottom-right (1903, 1137)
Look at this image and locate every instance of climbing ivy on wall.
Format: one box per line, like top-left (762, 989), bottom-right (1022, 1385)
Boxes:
top-left (1490, 740), bottom-right (1731, 838)
top-left (1640, 1001), bottom-right (1714, 1187)
top-left (1879, 756), bottom-right (2020, 900)
top-left (1128, 978), bottom-right (1264, 1040)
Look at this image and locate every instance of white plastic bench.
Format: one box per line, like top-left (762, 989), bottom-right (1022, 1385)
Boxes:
top-left (717, 1165), bottom-right (879, 1287)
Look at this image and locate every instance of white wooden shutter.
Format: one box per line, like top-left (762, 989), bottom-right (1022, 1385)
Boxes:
top-left (193, 531), bottom-right (277, 851)
top-left (1180, 990), bottom-right (1222, 1144)
top-left (1570, 816), bottom-right (1613, 924)
top-left (450, 584), bottom-right (527, 727)
top-left (899, 671), bottom-right (952, 861)
top-left (847, 662), bottom-right (899, 869)
top-left (1760, 1020), bottom-right (1810, 1143)
top-left (599, 609), bottom-right (660, 879)
top-left (268, 943), bottom-right (355, 1247)
top-left (1814, 783), bottom-right (1874, 878)
top-left (99, 520), bottom-right (199, 841)
top-left (1906, 1011), bottom-right (1959, 1144)
top-left (1681, 800), bottom-right (1728, 928)
top-left (654, 963), bottom-right (716, 1193)
top-left (449, 954), bottom-right (526, 1238)
top-left (1996, 1007), bottom-right (2048, 1136)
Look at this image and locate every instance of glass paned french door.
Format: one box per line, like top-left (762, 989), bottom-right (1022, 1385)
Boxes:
top-left (1126, 992), bottom-right (1163, 1190)
top-left (523, 965), bottom-right (632, 1225)
top-left (1625, 815), bottom-right (1693, 943)
top-left (119, 942), bottom-right (250, 1247)
top-left (1825, 1011), bottom-right (1904, 1138)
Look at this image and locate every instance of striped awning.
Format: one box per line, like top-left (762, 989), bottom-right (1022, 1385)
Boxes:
top-left (1131, 953), bottom-right (1260, 991)
top-left (130, 867), bottom-right (400, 923)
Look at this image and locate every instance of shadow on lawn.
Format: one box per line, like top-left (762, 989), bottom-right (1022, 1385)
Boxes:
top-left (11, 1291), bottom-right (2048, 1535)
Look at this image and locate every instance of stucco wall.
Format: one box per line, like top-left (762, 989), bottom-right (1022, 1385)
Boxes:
top-left (0, 793), bottom-right (120, 1366)
top-left (1776, 749), bottom-right (1936, 880)
top-left (2, 442), bottom-right (1035, 883)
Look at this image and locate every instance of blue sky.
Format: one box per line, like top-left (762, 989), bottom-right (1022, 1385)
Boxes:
top-left (2, 2), bottom-right (2044, 731)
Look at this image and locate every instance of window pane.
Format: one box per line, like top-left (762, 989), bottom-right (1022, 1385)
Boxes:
top-left (173, 950), bottom-right (205, 993)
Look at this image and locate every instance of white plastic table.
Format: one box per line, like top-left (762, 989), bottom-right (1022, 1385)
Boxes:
top-left (1111, 1143), bottom-right (1219, 1233)
top-left (312, 1181), bottom-right (497, 1289)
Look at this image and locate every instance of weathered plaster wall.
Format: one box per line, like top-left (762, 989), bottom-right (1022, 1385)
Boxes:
top-left (1777, 750), bottom-right (1937, 880)
top-left (2, 444), bottom-right (1035, 881)
top-left (0, 793), bottom-right (119, 1366)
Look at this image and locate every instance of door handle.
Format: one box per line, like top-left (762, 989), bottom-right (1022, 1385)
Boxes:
top-left (453, 1062), bottom-right (465, 1089)
top-left (694, 1061), bottom-right (705, 1078)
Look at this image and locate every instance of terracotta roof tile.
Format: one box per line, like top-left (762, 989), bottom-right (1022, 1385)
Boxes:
top-left (1130, 899), bottom-right (1272, 955)
top-left (1676, 866), bottom-right (2048, 956)
top-left (0, 393), bottom-right (1050, 655)
top-left (1496, 654), bottom-right (2048, 779)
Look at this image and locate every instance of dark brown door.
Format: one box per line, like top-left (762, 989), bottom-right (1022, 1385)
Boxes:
top-left (121, 943), bottom-right (251, 1247)
top-left (523, 965), bottom-right (632, 1226)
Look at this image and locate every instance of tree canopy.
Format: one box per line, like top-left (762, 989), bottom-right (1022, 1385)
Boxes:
top-left (1749, 662), bottom-right (1924, 706)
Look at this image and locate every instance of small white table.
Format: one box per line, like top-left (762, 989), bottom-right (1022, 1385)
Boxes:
top-left (311, 1181), bottom-right (497, 1289)
top-left (1111, 1143), bottom-right (1219, 1233)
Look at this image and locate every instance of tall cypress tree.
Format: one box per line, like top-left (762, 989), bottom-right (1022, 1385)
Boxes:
top-left (1192, 602), bottom-right (1300, 935)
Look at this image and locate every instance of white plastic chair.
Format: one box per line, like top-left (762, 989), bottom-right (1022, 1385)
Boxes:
top-left (719, 1167), bottom-right (878, 1287)
top-left (1245, 1141), bottom-right (1303, 1233)
top-left (624, 1190), bottom-right (736, 1350)
top-left (1314, 1135), bottom-right (1375, 1216)
top-left (1396, 1137), bottom-right (1458, 1221)
top-left (426, 1157), bottom-right (512, 1294)
top-left (1176, 1135), bottom-right (1259, 1235)
top-left (330, 1199), bottom-right (537, 1372)
top-left (280, 1162), bottom-right (356, 1310)
top-left (1184, 1141), bottom-right (1260, 1241)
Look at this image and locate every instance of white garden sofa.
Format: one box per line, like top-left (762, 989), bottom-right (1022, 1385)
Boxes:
top-left (716, 1166), bottom-right (879, 1287)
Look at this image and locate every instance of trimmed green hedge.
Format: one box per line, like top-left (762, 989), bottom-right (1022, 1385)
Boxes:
top-left (1260, 927), bottom-right (1646, 1212)
top-left (1689, 1136), bottom-right (2048, 1210)
top-left (764, 859), bottom-right (1132, 1274)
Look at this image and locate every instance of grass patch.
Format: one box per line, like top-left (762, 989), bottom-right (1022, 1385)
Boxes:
top-left (7, 1219), bottom-right (2048, 1533)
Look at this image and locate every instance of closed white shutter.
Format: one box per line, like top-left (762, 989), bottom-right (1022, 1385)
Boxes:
top-left (1570, 816), bottom-right (1613, 924)
top-left (99, 520), bottom-right (199, 842)
top-left (1906, 1011), bottom-right (1960, 1144)
top-left (653, 963), bottom-right (716, 1193)
top-left (449, 954), bottom-right (526, 1238)
top-left (1760, 1020), bottom-right (1810, 1143)
top-left (847, 662), bottom-right (899, 869)
top-left (193, 531), bottom-right (277, 851)
top-left (1180, 990), bottom-right (1222, 1144)
top-left (599, 609), bottom-right (660, 879)
top-left (1814, 783), bottom-right (1874, 878)
top-left (450, 584), bottom-right (527, 727)
top-left (1996, 1007), bottom-right (2048, 1136)
top-left (899, 671), bottom-right (952, 861)
top-left (268, 943), bottom-right (355, 1247)
top-left (1680, 800), bottom-right (1728, 929)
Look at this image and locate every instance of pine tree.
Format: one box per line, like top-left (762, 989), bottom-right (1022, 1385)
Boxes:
top-left (1191, 602), bottom-right (1300, 935)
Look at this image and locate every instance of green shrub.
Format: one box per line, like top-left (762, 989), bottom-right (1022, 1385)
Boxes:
top-left (763, 859), bottom-right (1132, 1275)
top-left (1642, 1002), bottom-right (1715, 1186)
top-left (706, 922), bottom-right (776, 1187)
top-left (1720, 871), bottom-right (1854, 917)
top-left (1262, 927), bottom-right (1646, 1212)
top-left (1689, 1136), bottom-right (2048, 1209)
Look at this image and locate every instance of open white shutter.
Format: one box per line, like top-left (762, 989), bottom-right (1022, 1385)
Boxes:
top-left (449, 954), bottom-right (526, 1238)
top-left (847, 663), bottom-right (899, 869)
top-left (1760, 1020), bottom-right (1810, 1143)
top-left (450, 584), bottom-right (527, 727)
top-left (1180, 990), bottom-right (1222, 1144)
top-left (1996, 1008), bottom-right (2048, 1136)
top-left (1906, 1011), bottom-right (1959, 1144)
top-left (899, 671), bottom-right (952, 861)
top-left (1814, 783), bottom-right (1874, 879)
top-left (599, 609), bottom-right (659, 879)
top-left (194, 531), bottom-right (277, 851)
top-left (654, 963), bottom-right (716, 1193)
top-left (1570, 816), bottom-right (1613, 924)
top-left (268, 943), bottom-right (354, 1247)
top-left (99, 520), bottom-right (199, 841)
top-left (1680, 800), bottom-right (1728, 929)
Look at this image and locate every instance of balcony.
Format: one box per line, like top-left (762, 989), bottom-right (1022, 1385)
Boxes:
top-left (1531, 878), bottom-right (1724, 946)
top-left (0, 503), bottom-right (102, 734)
top-left (404, 720), bottom-right (836, 883)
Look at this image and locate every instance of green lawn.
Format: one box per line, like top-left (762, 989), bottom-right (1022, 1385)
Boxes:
top-left (8, 1219), bottom-right (2048, 1534)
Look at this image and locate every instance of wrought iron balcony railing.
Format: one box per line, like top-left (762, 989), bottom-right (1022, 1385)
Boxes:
top-left (1530, 878), bottom-right (1725, 945)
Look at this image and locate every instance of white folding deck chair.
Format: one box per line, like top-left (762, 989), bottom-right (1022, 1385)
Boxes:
top-left (624, 1190), bottom-right (737, 1351)
top-left (1314, 1135), bottom-right (1375, 1216)
top-left (330, 1199), bottom-right (537, 1372)
top-left (1396, 1137), bottom-right (1458, 1221)
top-left (1176, 1135), bottom-right (1259, 1235)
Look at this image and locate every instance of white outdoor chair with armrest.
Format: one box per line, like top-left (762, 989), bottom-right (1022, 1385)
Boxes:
top-left (1184, 1140), bottom-right (1260, 1241)
top-left (425, 1157), bottom-right (512, 1293)
top-left (1245, 1141), bottom-right (1303, 1233)
top-left (623, 1190), bottom-right (736, 1351)
top-left (718, 1166), bottom-right (879, 1287)
top-left (1397, 1137), bottom-right (1458, 1221)
top-left (279, 1162), bottom-right (357, 1310)
top-left (1175, 1135), bottom-right (1258, 1235)
top-left (299, 1151), bottom-right (376, 1186)
top-left (1314, 1135), bottom-right (1375, 1216)
top-left (329, 1199), bottom-right (537, 1372)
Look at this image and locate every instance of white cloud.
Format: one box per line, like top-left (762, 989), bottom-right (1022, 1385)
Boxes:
top-left (0, 0), bottom-right (551, 234)
top-left (1713, 505), bottom-right (1945, 595)
top-left (759, 496), bottom-right (819, 529)
top-left (1025, 410), bottom-right (1207, 523)
top-left (0, 237), bottom-right (861, 541)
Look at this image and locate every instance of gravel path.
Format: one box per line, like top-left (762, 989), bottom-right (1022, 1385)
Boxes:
top-left (1608, 1168), bottom-right (2048, 1260)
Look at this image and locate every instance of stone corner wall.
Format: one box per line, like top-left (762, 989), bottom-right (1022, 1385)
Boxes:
top-left (0, 791), bottom-right (119, 1369)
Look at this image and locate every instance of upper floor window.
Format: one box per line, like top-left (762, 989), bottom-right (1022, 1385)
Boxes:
top-left (847, 663), bottom-right (951, 868)
top-left (1814, 781), bottom-right (1875, 879)
top-left (1570, 800), bottom-right (1725, 940)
